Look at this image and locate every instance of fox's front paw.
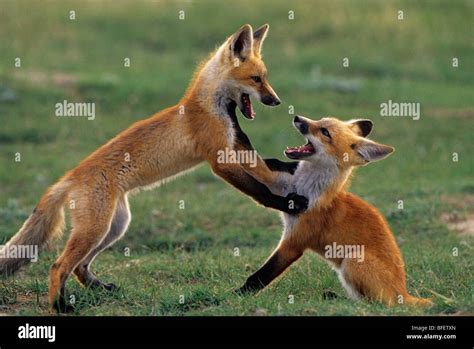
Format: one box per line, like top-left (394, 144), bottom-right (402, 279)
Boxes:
top-left (234, 283), bottom-right (258, 296)
top-left (284, 193), bottom-right (308, 214)
top-left (234, 278), bottom-right (264, 296)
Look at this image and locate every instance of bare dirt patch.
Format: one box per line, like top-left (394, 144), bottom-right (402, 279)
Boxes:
top-left (441, 195), bottom-right (474, 237)
top-left (13, 70), bottom-right (80, 95)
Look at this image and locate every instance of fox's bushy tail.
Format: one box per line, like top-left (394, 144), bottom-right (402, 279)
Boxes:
top-left (0, 179), bottom-right (71, 277)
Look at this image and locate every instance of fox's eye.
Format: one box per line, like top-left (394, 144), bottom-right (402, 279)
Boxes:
top-left (321, 128), bottom-right (331, 138)
top-left (251, 76), bottom-right (261, 83)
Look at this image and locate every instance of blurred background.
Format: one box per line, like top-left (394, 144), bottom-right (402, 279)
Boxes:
top-left (0, 0), bottom-right (472, 315)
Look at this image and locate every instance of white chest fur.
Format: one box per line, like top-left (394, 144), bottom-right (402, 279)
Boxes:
top-left (279, 160), bottom-right (339, 239)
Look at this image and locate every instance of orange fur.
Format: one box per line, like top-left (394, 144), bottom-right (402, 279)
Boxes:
top-left (1, 24), bottom-right (298, 312)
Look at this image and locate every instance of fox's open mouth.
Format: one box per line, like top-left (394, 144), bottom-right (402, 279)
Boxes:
top-left (239, 93), bottom-right (255, 119)
top-left (284, 140), bottom-right (316, 159)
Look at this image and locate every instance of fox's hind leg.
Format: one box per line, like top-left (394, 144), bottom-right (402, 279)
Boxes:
top-left (49, 192), bottom-right (117, 313)
top-left (340, 256), bottom-right (433, 307)
top-left (73, 195), bottom-right (131, 291)
top-left (338, 254), bottom-right (406, 306)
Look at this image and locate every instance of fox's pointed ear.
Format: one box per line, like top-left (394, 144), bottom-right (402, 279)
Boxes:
top-left (356, 139), bottom-right (394, 164)
top-left (253, 24), bottom-right (269, 54)
top-left (229, 24), bottom-right (253, 62)
top-left (348, 119), bottom-right (373, 137)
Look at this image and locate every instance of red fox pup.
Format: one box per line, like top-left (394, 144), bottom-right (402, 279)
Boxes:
top-left (238, 116), bottom-right (432, 307)
top-left (0, 24), bottom-right (307, 312)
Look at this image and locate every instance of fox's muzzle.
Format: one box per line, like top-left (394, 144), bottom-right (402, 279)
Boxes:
top-left (294, 115), bottom-right (309, 134)
top-left (261, 94), bottom-right (281, 106)
top-left (260, 82), bottom-right (281, 106)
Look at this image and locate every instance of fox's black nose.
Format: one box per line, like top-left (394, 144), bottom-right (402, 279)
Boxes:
top-left (261, 95), bottom-right (281, 106)
top-left (293, 115), bottom-right (308, 134)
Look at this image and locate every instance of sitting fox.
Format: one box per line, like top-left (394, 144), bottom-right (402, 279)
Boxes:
top-left (238, 116), bottom-right (432, 306)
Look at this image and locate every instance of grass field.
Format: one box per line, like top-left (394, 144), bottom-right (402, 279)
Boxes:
top-left (0, 0), bottom-right (473, 315)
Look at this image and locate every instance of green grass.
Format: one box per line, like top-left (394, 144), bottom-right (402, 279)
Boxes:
top-left (0, 0), bottom-right (473, 316)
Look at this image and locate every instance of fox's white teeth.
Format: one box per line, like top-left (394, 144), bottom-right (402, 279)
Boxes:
top-left (240, 93), bottom-right (255, 119)
top-left (284, 141), bottom-right (315, 156)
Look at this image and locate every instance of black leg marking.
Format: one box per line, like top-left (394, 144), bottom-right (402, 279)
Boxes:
top-left (264, 158), bottom-right (299, 174)
top-left (53, 287), bottom-right (75, 313)
top-left (236, 253), bottom-right (281, 295)
top-left (215, 167), bottom-right (307, 214)
top-left (236, 247), bottom-right (303, 296)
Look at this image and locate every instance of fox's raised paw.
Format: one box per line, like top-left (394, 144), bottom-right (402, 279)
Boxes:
top-left (285, 193), bottom-right (308, 214)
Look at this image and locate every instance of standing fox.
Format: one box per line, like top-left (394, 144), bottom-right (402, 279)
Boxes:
top-left (0, 24), bottom-right (307, 312)
top-left (237, 116), bottom-right (432, 306)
